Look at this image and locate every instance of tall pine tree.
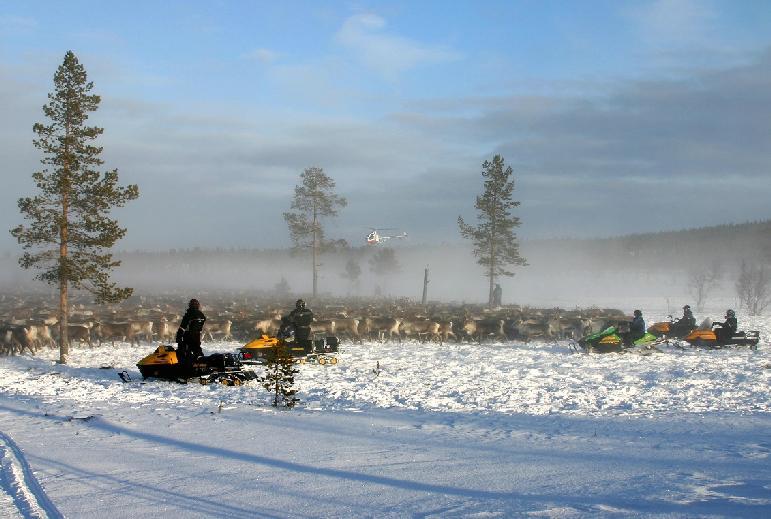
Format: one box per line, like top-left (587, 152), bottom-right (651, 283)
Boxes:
top-left (283, 167), bottom-right (347, 299)
top-left (11, 51), bottom-right (139, 364)
top-left (458, 154), bottom-right (526, 306)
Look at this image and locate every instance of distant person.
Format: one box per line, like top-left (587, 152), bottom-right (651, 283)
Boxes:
top-left (492, 284), bottom-right (502, 306)
top-left (712, 309), bottom-right (737, 344)
top-left (671, 304), bottom-right (696, 336)
top-left (624, 309), bottom-right (646, 346)
top-left (176, 298), bottom-right (206, 368)
top-left (287, 299), bottom-right (313, 343)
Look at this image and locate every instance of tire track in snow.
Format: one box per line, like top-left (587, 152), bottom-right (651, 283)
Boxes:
top-left (0, 430), bottom-right (63, 519)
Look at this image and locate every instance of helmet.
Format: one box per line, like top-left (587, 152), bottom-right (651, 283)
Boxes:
top-left (188, 298), bottom-right (200, 309)
top-left (295, 299), bottom-right (305, 310)
top-left (726, 309), bottom-right (735, 318)
top-left (633, 309), bottom-right (642, 317)
top-left (683, 305), bottom-right (691, 311)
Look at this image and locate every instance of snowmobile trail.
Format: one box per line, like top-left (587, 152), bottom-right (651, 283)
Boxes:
top-left (0, 430), bottom-right (63, 519)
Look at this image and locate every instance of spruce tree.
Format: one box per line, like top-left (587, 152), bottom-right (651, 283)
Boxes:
top-left (458, 154), bottom-right (526, 306)
top-left (283, 167), bottom-right (347, 298)
top-left (368, 248), bottom-right (400, 277)
top-left (11, 51), bottom-right (139, 364)
top-left (343, 256), bottom-right (362, 282)
top-left (341, 256), bottom-right (362, 294)
top-left (261, 347), bottom-right (300, 408)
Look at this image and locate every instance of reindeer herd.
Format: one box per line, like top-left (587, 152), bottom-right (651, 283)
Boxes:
top-left (0, 292), bottom-right (633, 357)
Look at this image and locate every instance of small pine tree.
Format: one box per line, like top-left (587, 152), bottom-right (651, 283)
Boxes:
top-left (341, 256), bottom-right (362, 294)
top-left (261, 347), bottom-right (300, 408)
top-left (273, 276), bottom-right (291, 297)
top-left (369, 248), bottom-right (400, 277)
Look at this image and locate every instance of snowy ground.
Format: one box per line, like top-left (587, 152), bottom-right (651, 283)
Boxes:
top-left (0, 311), bottom-right (770, 518)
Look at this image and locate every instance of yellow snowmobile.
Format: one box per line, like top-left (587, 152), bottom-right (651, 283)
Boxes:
top-left (137, 345), bottom-right (258, 385)
top-left (647, 316), bottom-right (695, 339)
top-left (240, 334), bottom-right (339, 365)
top-left (684, 327), bottom-right (760, 349)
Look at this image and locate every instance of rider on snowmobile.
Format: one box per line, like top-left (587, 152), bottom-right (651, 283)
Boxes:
top-left (287, 299), bottom-right (313, 343)
top-left (712, 309), bottom-right (737, 344)
top-left (623, 310), bottom-right (646, 346)
top-left (671, 304), bottom-right (696, 336)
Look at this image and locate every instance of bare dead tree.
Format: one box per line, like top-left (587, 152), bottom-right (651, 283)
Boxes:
top-left (687, 262), bottom-right (722, 312)
top-left (735, 260), bottom-right (771, 315)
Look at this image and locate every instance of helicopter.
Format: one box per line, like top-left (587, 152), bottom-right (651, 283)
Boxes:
top-left (366, 228), bottom-right (408, 245)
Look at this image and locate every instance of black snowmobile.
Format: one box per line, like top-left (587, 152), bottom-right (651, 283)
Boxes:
top-left (137, 345), bottom-right (258, 385)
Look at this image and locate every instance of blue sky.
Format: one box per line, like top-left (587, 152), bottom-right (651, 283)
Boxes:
top-left (1, 0), bottom-right (770, 251)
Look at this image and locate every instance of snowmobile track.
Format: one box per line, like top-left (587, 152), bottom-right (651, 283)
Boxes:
top-left (0, 430), bottom-right (63, 519)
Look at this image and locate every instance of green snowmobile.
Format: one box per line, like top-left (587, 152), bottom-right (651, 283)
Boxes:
top-left (575, 326), bottom-right (658, 353)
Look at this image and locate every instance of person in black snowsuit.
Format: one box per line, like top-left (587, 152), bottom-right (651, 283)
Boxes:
top-left (492, 284), bottom-right (503, 307)
top-left (671, 304), bottom-right (696, 337)
top-left (712, 309), bottom-right (737, 344)
top-left (176, 298), bottom-right (206, 370)
top-left (623, 309), bottom-right (646, 346)
top-left (287, 299), bottom-right (313, 344)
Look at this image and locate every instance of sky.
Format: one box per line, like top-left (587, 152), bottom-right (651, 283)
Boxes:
top-left (1, 0), bottom-right (770, 253)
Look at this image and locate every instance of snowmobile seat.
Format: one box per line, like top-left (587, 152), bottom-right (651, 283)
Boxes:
top-left (210, 353), bottom-right (240, 369)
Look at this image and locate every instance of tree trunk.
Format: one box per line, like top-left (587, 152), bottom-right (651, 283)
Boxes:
top-left (421, 267), bottom-right (429, 306)
top-left (312, 206), bottom-right (318, 299)
top-left (488, 201), bottom-right (497, 307)
top-left (59, 200), bottom-right (69, 364)
top-left (488, 229), bottom-right (496, 307)
top-left (488, 270), bottom-right (495, 307)
top-left (59, 121), bottom-right (71, 364)
top-left (59, 277), bottom-right (68, 364)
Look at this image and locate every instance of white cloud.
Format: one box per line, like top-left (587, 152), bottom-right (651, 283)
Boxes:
top-left (335, 13), bottom-right (462, 79)
top-left (0, 15), bottom-right (37, 33)
top-left (630, 0), bottom-right (716, 47)
top-left (242, 48), bottom-right (279, 64)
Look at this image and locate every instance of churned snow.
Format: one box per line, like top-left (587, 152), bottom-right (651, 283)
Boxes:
top-left (0, 310), bottom-right (769, 518)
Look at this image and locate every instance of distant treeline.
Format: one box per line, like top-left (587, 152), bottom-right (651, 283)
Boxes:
top-left (526, 220), bottom-right (771, 272)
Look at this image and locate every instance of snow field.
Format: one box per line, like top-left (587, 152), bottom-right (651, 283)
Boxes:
top-left (0, 310), bottom-right (768, 517)
top-left (0, 311), bottom-right (769, 419)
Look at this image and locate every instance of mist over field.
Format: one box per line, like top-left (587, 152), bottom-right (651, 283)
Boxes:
top-left (3, 221), bottom-right (766, 311)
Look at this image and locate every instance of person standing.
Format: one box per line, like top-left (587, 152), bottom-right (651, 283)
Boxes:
top-left (492, 284), bottom-right (503, 307)
top-left (176, 298), bottom-right (206, 368)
